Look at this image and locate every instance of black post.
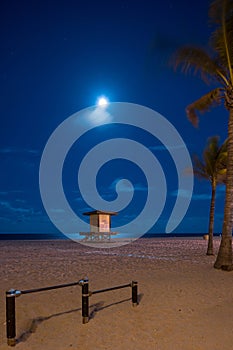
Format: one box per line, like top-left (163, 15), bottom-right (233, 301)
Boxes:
top-left (131, 281), bottom-right (138, 307)
top-left (6, 290), bottom-right (17, 346)
top-left (81, 278), bottom-right (89, 324)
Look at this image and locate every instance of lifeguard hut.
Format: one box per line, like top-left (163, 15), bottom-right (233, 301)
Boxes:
top-left (80, 210), bottom-right (118, 242)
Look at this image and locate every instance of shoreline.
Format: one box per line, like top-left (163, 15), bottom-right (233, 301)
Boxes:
top-left (0, 232), bottom-right (222, 241)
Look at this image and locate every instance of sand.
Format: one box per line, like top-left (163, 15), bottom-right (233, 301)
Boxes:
top-left (0, 237), bottom-right (233, 350)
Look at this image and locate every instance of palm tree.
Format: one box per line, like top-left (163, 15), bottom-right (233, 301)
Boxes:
top-left (193, 136), bottom-right (227, 255)
top-left (171, 0), bottom-right (233, 269)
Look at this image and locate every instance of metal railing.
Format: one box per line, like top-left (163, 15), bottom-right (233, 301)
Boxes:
top-left (5, 278), bottom-right (138, 346)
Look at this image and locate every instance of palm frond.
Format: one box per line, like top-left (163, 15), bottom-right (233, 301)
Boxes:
top-left (193, 169), bottom-right (210, 180)
top-left (215, 138), bottom-right (228, 171)
top-left (217, 168), bottom-right (227, 184)
top-left (206, 135), bottom-right (220, 154)
top-left (186, 88), bottom-right (223, 127)
top-left (209, 0), bottom-right (231, 25)
top-left (210, 28), bottom-right (233, 77)
top-left (216, 151), bottom-right (228, 172)
top-left (203, 136), bottom-right (221, 175)
top-left (192, 136), bottom-right (228, 184)
top-left (192, 154), bottom-right (210, 180)
top-left (171, 46), bottom-right (227, 85)
top-left (209, 0), bottom-right (233, 83)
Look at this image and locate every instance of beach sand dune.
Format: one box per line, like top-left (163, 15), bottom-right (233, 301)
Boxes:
top-left (0, 237), bottom-right (233, 350)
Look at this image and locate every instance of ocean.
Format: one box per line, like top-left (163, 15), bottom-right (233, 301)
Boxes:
top-left (0, 233), bottom-right (221, 240)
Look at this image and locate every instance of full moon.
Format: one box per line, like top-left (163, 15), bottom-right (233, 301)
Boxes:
top-left (97, 97), bottom-right (108, 107)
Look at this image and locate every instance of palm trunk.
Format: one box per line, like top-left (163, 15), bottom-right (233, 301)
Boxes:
top-left (207, 180), bottom-right (216, 255)
top-left (214, 107), bottom-right (233, 269)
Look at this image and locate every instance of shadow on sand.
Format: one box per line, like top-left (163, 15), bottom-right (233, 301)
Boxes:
top-left (16, 293), bottom-right (143, 344)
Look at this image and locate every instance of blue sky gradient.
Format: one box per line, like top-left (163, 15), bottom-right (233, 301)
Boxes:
top-left (0, 0), bottom-right (228, 235)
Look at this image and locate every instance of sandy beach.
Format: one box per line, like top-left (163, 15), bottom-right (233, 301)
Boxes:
top-left (0, 237), bottom-right (233, 350)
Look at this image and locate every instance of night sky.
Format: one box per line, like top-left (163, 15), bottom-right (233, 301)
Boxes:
top-left (0, 0), bottom-right (228, 236)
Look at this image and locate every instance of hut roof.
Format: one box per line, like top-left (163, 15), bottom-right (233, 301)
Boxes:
top-left (83, 210), bottom-right (118, 216)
